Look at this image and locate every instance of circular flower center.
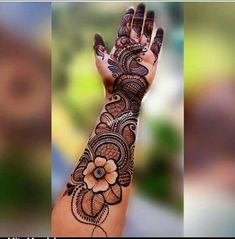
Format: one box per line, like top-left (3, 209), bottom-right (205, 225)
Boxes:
top-left (93, 167), bottom-right (106, 179)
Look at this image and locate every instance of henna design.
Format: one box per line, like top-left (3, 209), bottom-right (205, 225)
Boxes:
top-left (94, 33), bottom-right (106, 60)
top-left (64, 3), bottom-right (164, 237)
top-left (108, 37), bottom-right (148, 78)
top-left (132, 3), bottom-right (145, 38)
top-left (118, 8), bottom-right (134, 37)
top-left (64, 77), bottom-right (148, 236)
top-left (143, 11), bottom-right (154, 44)
top-left (151, 28), bottom-right (164, 64)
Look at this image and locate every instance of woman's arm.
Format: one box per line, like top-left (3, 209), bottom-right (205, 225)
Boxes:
top-left (52, 3), bottom-right (163, 237)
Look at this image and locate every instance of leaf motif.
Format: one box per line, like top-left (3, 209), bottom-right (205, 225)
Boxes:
top-left (74, 188), bottom-right (109, 225)
top-left (66, 183), bottom-right (76, 196)
top-left (118, 171), bottom-right (132, 187)
top-left (108, 58), bottom-right (123, 76)
top-left (103, 184), bottom-right (122, 205)
top-left (100, 112), bottom-right (114, 124)
top-left (95, 122), bottom-right (111, 134)
top-left (72, 149), bottom-right (92, 182)
top-left (81, 191), bottom-right (105, 217)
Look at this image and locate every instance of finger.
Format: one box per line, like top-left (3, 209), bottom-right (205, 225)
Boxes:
top-left (130, 3), bottom-right (145, 41)
top-left (118, 8), bottom-right (134, 37)
top-left (150, 28), bottom-right (164, 63)
top-left (93, 33), bottom-right (107, 60)
top-left (141, 11), bottom-right (154, 47)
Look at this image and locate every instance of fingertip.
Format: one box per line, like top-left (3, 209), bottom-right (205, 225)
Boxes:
top-left (136, 3), bottom-right (145, 12)
top-left (126, 7), bottom-right (134, 14)
top-left (153, 28), bottom-right (164, 44)
top-left (94, 33), bottom-right (105, 46)
top-left (156, 28), bottom-right (164, 37)
top-left (146, 11), bottom-right (155, 19)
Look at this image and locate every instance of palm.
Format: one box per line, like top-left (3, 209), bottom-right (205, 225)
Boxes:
top-left (94, 4), bottom-right (163, 94)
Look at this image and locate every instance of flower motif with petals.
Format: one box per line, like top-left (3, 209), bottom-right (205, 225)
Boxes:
top-left (83, 157), bottom-right (118, 193)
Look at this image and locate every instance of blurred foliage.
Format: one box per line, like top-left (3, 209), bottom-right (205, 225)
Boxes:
top-left (151, 120), bottom-right (182, 155)
top-left (52, 2), bottom-right (183, 213)
top-left (135, 119), bottom-right (183, 212)
top-left (185, 3), bottom-right (235, 93)
top-left (0, 150), bottom-right (50, 217)
top-left (184, 4), bottom-right (235, 236)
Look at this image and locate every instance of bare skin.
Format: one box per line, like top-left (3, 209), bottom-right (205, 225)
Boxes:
top-left (52, 3), bottom-right (163, 237)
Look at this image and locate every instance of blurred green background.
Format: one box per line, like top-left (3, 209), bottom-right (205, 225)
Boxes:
top-left (184, 3), bottom-right (235, 237)
top-left (185, 3), bottom-right (235, 93)
top-left (52, 2), bottom-right (183, 236)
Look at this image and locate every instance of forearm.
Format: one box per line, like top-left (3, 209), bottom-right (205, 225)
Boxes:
top-left (52, 74), bottom-right (148, 237)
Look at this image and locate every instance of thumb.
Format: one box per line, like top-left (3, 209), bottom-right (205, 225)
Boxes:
top-left (93, 33), bottom-right (107, 60)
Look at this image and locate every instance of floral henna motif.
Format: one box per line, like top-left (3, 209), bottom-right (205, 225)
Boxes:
top-left (64, 101), bottom-right (137, 235)
top-left (63, 77), bottom-right (148, 236)
top-left (83, 157), bottom-right (118, 192)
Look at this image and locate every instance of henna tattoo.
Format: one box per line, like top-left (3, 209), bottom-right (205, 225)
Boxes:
top-left (132, 3), bottom-right (145, 38)
top-left (94, 33), bottom-right (106, 60)
top-left (64, 62), bottom-right (148, 236)
top-left (143, 11), bottom-right (154, 44)
top-left (63, 75), bottom-right (148, 236)
top-left (118, 8), bottom-right (134, 37)
top-left (151, 28), bottom-right (164, 64)
top-left (108, 37), bottom-right (148, 78)
top-left (63, 3), bottom-right (164, 237)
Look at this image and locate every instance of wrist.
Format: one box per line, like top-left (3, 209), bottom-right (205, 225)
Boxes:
top-left (104, 74), bottom-right (149, 114)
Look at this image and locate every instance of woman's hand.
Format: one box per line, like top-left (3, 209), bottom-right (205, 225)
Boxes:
top-left (94, 3), bottom-right (164, 97)
top-left (52, 4), bottom-right (165, 237)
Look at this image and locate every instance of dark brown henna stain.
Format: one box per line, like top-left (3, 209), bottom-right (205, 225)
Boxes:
top-left (132, 3), bottom-right (145, 38)
top-left (118, 8), bottom-right (134, 37)
top-left (143, 11), bottom-right (154, 44)
top-left (94, 33), bottom-right (106, 60)
top-left (151, 28), bottom-right (164, 64)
